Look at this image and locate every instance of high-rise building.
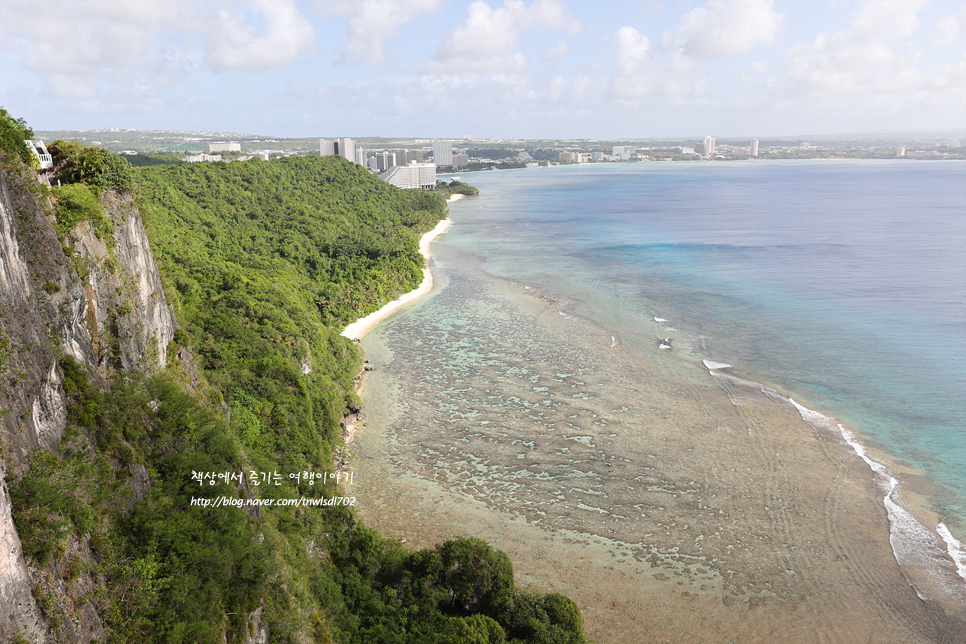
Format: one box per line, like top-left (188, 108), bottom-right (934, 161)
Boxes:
top-left (355, 147), bottom-right (367, 165)
top-left (703, 135), bottom-right (715, 157)
top-left (434, 140), bottom-right (453, 167)
top-left (750, 139), bottom-right (759, 157)
top-left (452, 152), bottom-right (469, 167)
top-left (374, 151), bottom-right (397, 172)
top-left (336, 138), bottom-right (354, 162)
top-left (320, 138), bottom-right (356, 163)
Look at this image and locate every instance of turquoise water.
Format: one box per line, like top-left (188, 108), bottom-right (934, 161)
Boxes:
top-left (445, 160), bottom-right (966, 546)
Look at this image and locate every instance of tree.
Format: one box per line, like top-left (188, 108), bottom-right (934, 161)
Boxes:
top-left (0, 107), bottom-right (34, 163)
top-left (437, 537), bottom-right (514, 614)
top-left (48, 139), bottom-right (135, 193)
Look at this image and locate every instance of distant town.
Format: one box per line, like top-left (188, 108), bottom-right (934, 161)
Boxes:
top-left (33, 128), bottom-right (966, 190)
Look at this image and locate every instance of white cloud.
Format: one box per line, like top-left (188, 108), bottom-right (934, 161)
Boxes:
top-left (670, 0), bottom-right (782, 59)
top-left (933, 7), bottom-right (966, 48)
top-left (342, 0), bottom-right (444, 65)
top-left (434, 0), bottom-right (581, 61)
top-left (766, 0), bottom-right (965, 126)
top-left (749, 59), bottom-right (771, 74)
top-left (850, 0), bottom-right (925, 40)
top-left (780, 0), bottom-right (935, 96)
top-left (206, 0), bottom-right (316, 71)
top-left (605, 25), bottom-right (705, 100)
top-left (309, 0), bottom-right (358, 18)
top-left (608, 26), bottom-right (650, 76)
top-left (3, 0), bottom-right (183, 77)
top-left (2, 0), bottom-right (317, 75)
top-left (420, 52), bottom-right (530, 73)
top-left (539, 40), bottom-right (570, 62)
top-left (0, 0), bottom-right (320, 116)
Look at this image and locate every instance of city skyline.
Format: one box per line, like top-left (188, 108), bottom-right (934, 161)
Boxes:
top-left (2, 1), bottom-right (964, 139)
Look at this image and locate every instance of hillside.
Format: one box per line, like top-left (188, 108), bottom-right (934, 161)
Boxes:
top-left (0, 109), bottom-right (589, 644)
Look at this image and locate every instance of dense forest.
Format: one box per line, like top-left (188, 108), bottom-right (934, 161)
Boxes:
top-left (0, 109), bottom-right (589, 643)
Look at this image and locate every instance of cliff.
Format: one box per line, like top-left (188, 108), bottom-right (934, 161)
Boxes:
top-left (0, 162), bottom-right (175, 642)
top-left (0, 143), bottom-right (586, 643)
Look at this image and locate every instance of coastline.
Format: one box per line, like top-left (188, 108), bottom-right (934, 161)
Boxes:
top-left (340, 194), bottom-right (461, 341)
top-left (348, 167), bottom-right (966, 641)
top-left (351, 268), bottom-right (966, 642)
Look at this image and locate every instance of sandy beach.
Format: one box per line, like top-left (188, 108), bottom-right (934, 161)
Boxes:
top-left (340, 194), bottom-right (462, 341)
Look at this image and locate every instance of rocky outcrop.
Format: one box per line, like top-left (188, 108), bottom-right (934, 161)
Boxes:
top-left (0, 163), bottom-right (176, 643)
top-left (0, 459), bottom-right (48, 643)
top-left (0, 168), bottom-right (92, 463)
top-left (68, 190), bottom-right (175, 373)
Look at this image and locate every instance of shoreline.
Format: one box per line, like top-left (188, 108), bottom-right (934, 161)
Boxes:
top-left (340, 194), bottom-right (462, 341)
top-left (350, 268), bottom-right (966, 641)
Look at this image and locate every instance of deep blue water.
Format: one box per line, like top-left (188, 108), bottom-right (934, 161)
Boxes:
top-left (446, 160), bottom-right (966, 540)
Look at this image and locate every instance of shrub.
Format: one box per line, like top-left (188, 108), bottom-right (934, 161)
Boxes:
top-left (52, 183), bottom-right (115, 242)
top-left (48, 139), bottom-right (135, 193)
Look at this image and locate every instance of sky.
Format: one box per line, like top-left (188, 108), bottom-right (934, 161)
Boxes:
top-left (1, 0), bottom-right (964, 139)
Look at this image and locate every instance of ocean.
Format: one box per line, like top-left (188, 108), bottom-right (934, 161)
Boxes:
top-left (353, 160), bottom-right (966, 643)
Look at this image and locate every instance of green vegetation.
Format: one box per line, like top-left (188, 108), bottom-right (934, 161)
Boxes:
top-left (125, 151), bottom-right (186, 166)
top-left (440, 179), bottom-right (480, 196)
top-left (462, 161), bottom-right (528, 172)
top-left (0, 106), bottom-right (34, 164)
top-left (48, 139), bottom-right (136, 193)
top-left (51, 183), bottom-right (115, 241)
top-left (11, 357), bottom-right (268, 641)
top-left (3, 112), bottom-right (585, 643)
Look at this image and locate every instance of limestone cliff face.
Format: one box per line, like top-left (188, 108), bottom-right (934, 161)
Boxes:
top-left (67, 190), bottom-right (175, 374)
top-left (0, 163), bottom-right (175, 642)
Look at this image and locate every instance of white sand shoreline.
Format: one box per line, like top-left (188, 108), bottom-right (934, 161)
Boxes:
top-left (340, 194), bottom-right (463, 341)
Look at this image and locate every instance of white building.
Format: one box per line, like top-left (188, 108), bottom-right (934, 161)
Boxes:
top-left (355, 147), bottom-right (367, 165)
top-left (703, 135), bottom-right (715, 157)
top-left (750, 139), bottom-right (759, 157)
top-left (374, 151), bottom-right (398, 172)
top-left (24, 140), bottom-right (52, 169)
top-left (433, 140), bottom-right (453, 167)
top-left (380, 161), bottom-right (437, 189)
top-left (320, 138), bottom-right (356, 163)
top-left (337, 138), bottom-right (355, 162)
top-left (186, 153), bottom-right (222, 163)
top-left (208, 141), bottom-right (241, 153)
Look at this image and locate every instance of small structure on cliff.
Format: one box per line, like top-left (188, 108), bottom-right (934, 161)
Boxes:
top-left (23, 140), bottom-right (52, 170)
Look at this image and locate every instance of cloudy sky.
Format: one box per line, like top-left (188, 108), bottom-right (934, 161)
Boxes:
top-left (1, 0), bottom-right (964, 138)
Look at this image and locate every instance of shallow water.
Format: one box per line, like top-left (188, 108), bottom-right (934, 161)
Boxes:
top-left (352, 161), bottom-right (966, 643)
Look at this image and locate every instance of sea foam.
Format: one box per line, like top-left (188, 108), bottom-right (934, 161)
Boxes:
top-left (937, 522), bottom-right (966, 586)
top-left (702, 360), bottom-right (732, 371)
top-left (789, 399), bottom-right (966, 598)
